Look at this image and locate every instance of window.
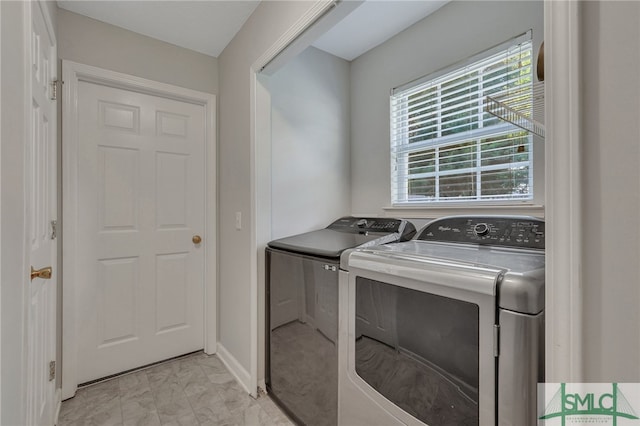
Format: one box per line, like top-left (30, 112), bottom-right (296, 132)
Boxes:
top-left (391, 35), bottom-right (534, 205)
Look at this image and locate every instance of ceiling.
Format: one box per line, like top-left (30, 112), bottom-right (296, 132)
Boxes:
top-left (313, 0), bottom-right (448, 61)
top-left (57, 0), bottom-right (449, 60)
top-left (57, 0), bottom-right (261, 57)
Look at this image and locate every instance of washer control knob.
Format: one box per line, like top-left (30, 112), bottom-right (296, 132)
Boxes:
top-left (356, 219), bottom-right (368, 228)
top-left (473, 223), bottom-right (490, 237)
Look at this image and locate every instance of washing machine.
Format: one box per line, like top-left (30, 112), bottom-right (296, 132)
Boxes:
top-left (338, 216), bottom-right (545, 426)
top-left (266, 216), bottom-right (416, 426)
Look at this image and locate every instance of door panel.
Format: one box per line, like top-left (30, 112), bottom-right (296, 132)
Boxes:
top-left (76, 81), bottom-right (205, 383)
top-left (98, 146), bottom-right (139, 231)
top-left (97, 257), bottom-right (139, 346)
top-left (156, 252), bottom-right (189, 333)
top-left (26, 2), bottom-right (57, 425)
top-left (156, 152), bottom-right (188, 228)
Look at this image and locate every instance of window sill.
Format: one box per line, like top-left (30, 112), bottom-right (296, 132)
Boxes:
top-left (382, 203), bottom-right (545, 219)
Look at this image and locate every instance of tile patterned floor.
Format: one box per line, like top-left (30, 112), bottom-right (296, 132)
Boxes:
top-left (57, 352), bottom-right (294, 426)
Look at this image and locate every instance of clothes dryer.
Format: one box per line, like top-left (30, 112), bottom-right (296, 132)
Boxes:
top-left (339, 216), bottom-right (545, 426)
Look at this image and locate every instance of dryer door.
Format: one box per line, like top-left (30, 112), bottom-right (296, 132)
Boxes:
top-left (341, 251), bottom-right (502, 426)
top-left (354, 276), bottom-right (481, 425)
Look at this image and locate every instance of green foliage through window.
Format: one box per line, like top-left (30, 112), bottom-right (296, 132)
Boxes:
top-left (391, 36), bottom-right (534, 204)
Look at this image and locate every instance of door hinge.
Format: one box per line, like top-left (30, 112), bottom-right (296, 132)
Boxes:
top-left (51, 79), bottom-right (59, 101)
top-left (50, 220), bottom-right (57, 240)
top-left (49, 360), bottom-right (56, 381)
top-left (493, 324), bottom-right (500, 357)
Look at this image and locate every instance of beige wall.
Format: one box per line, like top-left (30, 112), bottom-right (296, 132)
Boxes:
top-left (581, 1), bottom-right (640, 381)
top-left (270, 46), bottom-right (351, 241)
top-left (57, 8), bottom-right (218, 94)
top-left (350, 1), bottom-right (544, 216)
top-left (217, 1), bottom-right (318, 375)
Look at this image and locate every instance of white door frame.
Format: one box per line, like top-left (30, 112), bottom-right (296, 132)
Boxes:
top-left (62, 61), bottom-right (217, 399)
top-left (543, 0), bottom-right (583, 382)
top-left (0, 2), bottom-right (3, 420)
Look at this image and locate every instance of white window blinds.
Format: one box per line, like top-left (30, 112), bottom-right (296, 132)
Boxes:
top-left (390, 35), bottom-right (534, 205)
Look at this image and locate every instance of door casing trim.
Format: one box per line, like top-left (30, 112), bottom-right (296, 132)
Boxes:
top-left (61, 60), bottom-right (217, 399)
top-left (543, 0), bottom-right (583, 382)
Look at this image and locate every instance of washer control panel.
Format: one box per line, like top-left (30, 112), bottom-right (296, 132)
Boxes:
top-left (328, 216), bottom-right (416, 239)
top-left (417, 216), bottom-right (545, 249)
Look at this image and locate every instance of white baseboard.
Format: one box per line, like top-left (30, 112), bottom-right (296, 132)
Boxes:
top-left (216, 343), bottom-right (253, 396)
top-left (54, 388), bottom-right (62, 425)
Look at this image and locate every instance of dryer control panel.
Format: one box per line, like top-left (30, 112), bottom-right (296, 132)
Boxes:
top-left (417, 216), bottom-right (545, 250)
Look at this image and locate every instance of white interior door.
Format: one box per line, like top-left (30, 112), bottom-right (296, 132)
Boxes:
top-left (26, 2), bottom-right (57, 425)
top-left (74, 80), bottom-right (206, 383)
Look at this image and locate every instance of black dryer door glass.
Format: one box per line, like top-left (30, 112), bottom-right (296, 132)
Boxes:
top-left (355, 277), bottom-right (479, 426)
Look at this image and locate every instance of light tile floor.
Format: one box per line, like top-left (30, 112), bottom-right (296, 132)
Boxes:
top-left (58, 352), bottom-right (294, 426)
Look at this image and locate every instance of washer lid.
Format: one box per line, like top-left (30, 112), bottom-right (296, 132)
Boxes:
top-left (268, 228), bottom-right (394, 259)
top-left (267, 216), bottom-right (415, 259)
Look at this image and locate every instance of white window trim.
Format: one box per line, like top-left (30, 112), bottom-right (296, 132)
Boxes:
top-left (382, 203), bottom-right (545, 220)
top-left (390, 32), bottom-right (540, 209)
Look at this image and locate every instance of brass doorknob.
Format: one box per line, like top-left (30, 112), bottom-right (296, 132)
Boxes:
top-left (192, 235), bottom-right (202, 244)
top-left (31, 266), bottom-right (52, 281)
